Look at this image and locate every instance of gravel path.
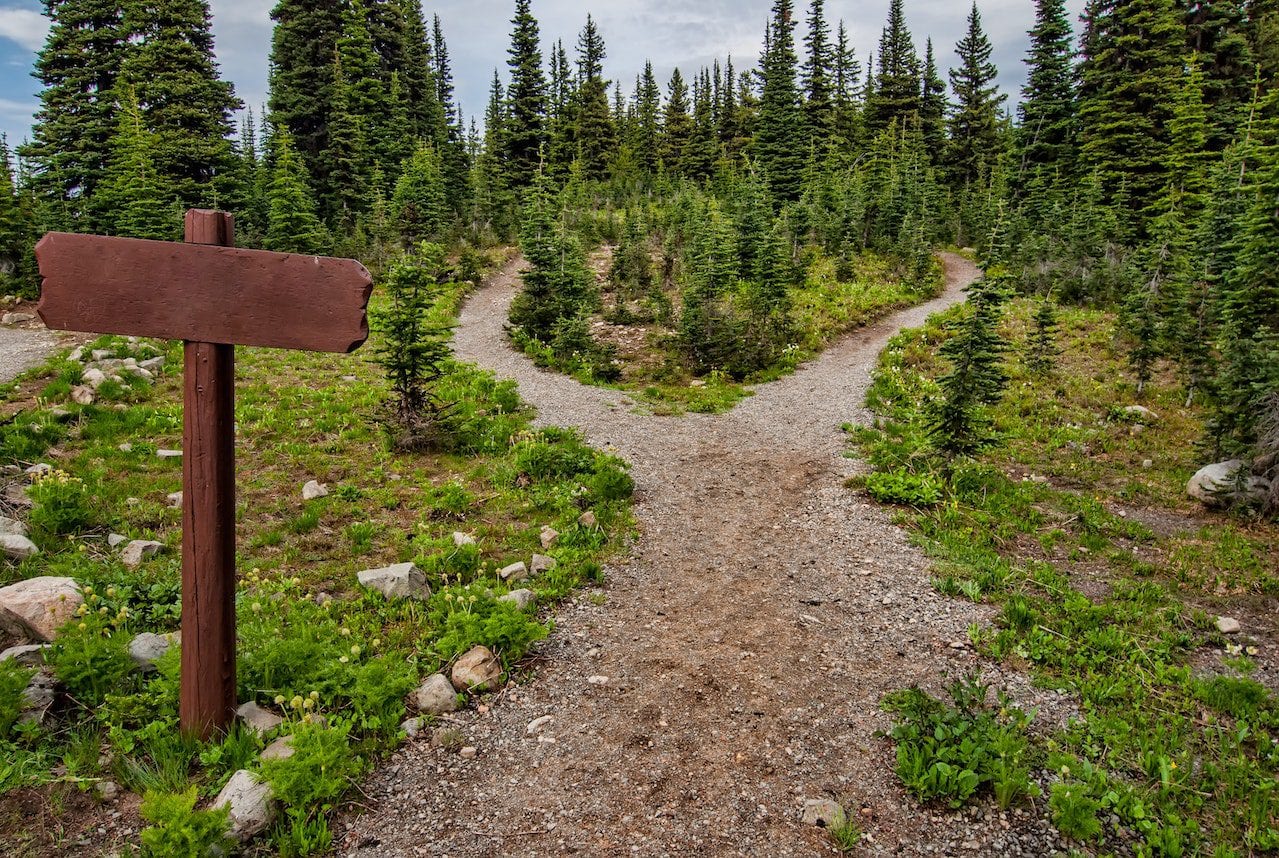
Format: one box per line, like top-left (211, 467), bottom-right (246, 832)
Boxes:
top-left (0, 325), bottom-right (59, 384)
top-left (340, 255), bottom-right (1068, 856)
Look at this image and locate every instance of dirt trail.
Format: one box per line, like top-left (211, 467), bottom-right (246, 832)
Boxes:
top-left (341, 255), bottom-right (1058, 856)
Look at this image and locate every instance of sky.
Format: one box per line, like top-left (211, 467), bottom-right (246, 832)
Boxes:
top-left (0, 0), bottom-right (1089, 151)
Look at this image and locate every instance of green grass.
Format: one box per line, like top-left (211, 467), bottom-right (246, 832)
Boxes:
top-left (517, 248), bottom-right (941, 415)
top-left (856, 299), bottom-right (1279, 854)
top-left (0, 257), bottom-right (634, 854)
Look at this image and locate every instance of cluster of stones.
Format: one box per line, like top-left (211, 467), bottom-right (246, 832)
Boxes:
top-left (64, 340), bottom-right (166, 406)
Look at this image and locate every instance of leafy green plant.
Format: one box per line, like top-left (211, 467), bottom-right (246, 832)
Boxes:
top-left (49, 617), bottom-right (134, 707)
top-left (829, 819), bottom-right (863, 852)
top-left (261, 722), bottom-right (364, 820)
top-left (865, 469), bottom-right (944, 507)
top-left (1050, 781), bottom-right (1103, 842)
top-left (138, 787), bottom-right (232, 858)
top-left (28, 468), bottom-right (94, 534)
top-left (882, 676), bottom-right (1040, 810)
top-left (0, 659), bottom-right (33, 738)
top-left (429, 585), bottom-right (549, 665)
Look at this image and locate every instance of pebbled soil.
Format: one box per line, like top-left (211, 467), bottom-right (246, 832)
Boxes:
top-left (339, 254), bottom-right (1073, 856)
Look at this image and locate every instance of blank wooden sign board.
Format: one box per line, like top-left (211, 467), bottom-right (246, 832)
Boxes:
top-left (35, 210), bottom-right (373, 739)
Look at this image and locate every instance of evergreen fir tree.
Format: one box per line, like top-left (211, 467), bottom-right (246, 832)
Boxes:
top-left (802, 0), bottom-right (834, 149)
top-left (119, 0), bottom-right (241, 211)
top-left (866, 0), bottom-right (921, 132)
top-left (22, 0), bottom-right (128, 229)
top-left (1025, 297), bottom-right (1060, 375)
top-left (573, 14), bottom-right (616, 180)
top-left (1184, 0), bottom-right (1254, 150)
top-left (392, 143), bottom-right (448, 243)
top-left (947, 3), bottom-right (1006, 186)
top-left (324, 54), bottom-right (370, 223)
top-left (505, 0), bottom-right (548, 189)
top-left (510, 168), bottom-right (595, 340)
top-left (832, 22), bottom-right (862, 145)
top-left (1076, 0), bottom-right (1186, 229)
top-left (633, 62), bottom-right (662, 175)
top-left (0, 138), bottom-right (38, 298)
top-left (399, 0), bottom-right (446, 143)
top-left (265, 131), bottom-right (329, 254)
top-left (685, 69), bottom-right (718, 181)
top-left (756, 0), bottom-right (805, 201)
top-left (1017, 0), bottom-right (1076, 177)
top-left (919, 40), bottom-right (948, 161)
top-left (931, 275), bottom-right (1009, 456)
top-left (266, 0), bottom-right (344, 185)
top-left (96, 86), bottom-right (179, 240)
top-left (660, 69), bottom-right (694, 177)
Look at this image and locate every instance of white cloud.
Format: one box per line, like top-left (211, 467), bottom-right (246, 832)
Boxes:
top-left (0, 7), bottom-right (48, 52)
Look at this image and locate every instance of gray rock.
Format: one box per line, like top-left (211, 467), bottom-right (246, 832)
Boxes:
top-left (498, 589), bottom-right (537, 611)
top-left (1121, 405), bottom-right (1158, 422)
top-left (578, 511), bottom-right (597, 528)
top-left (530, 553), bottom-right (557, 575)
top-left (0, 576), bottom-right (82, 641)
top-left (412, 673), bottom-right (460, 714)
top-left (235, 701), bottom-right (283, 736)
top-left (459, 746), bottom-right (478, 759)
top-left (260, 736), bottom-right (295, 762)
top-left (498, 561), bottom-right (528, 583)
top-left (212, 770), bottom-right (277, 842)
top-left (2, 312), bottom-right (35, 325)
top-left (70, 386), bottom-right (95, 405)
top-left (450, 645), bottom-right (503, 693)
top-left (81, 367), bottom-right (107, 389)
top-left (156, 449), bottom-right (182, 459)
top-left (301, 480), bottom-right (328, 500)
top-left (401, 716), bottom-right (426, 738)
top-left (0, 643), bottom-right (50, 666)
top-left (452, 531), bottom-right (476, 547)
top-left (801, 798), bottom-right (847, 829)
top-left (90, 349), bottom-right (113, 361)
top-left (118, 443), bottom-right (132, 453)
top-left (357, 562), bottom-right (429, 600)
top-left (128, 632), bottom-right (177, 670)
top-left (24, 463), bottom-right (51, 476)
top-left (95, 780), bottom-right (120, 802)
top-left (0, 516), bottom-right (26, 537)
top-left (67, 347), bottom-right (84, 362)
top-left (539, 525), bottom-right (560, 549)
top-left (167, 491), bottom-right (183, 509)
top-left (107, 533), bottom-right (128, 548)
top-left (1217, 616), bottom-right (1242, 635)
top-left (139, 356), bottom-right (166, 372)
top-left (120, 539), bottom-right (164, 568)
top-left (21, 669), bottom-right (58, 725)
top-left (1142, 459), bottom-right (1153, 469)
top-left (1187, 460), bottom-right (1270, 509)
top-left (2, 483), bottom-right (31, 508)
top-left (0, 534), bottom-right (40, 560)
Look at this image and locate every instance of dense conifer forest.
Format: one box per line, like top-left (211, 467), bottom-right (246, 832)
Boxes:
top-left (2, 0), bottom-right (1276, 477)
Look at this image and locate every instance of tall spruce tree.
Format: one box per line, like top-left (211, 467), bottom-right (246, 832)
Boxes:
top-left (660, 69), bottom-right (694, 177)
top-left (267, 0), bottom-right (344, 186)
top-left (756, 0), bottom-right (805, 201)
top-left (0, 138), bottom-right (38, 297)
top-left (119, 0), bottom-right (240, 211)
top-left (574, 15), bottom-right (616, 180)
top-left (96, 86), bottom-right (179, 240)
top-left (947, 3), bottom-right (1006, 186)
top-left (22, 0), bottom-right (128, 229)
top-left (399, 0), bottom-right (446, 142)
top-left (866, 0), bottom-right (921, 132)
top-left (802, 0), bottom-right (834, 148)
top-left (505, 0), bottom-right (548, 188)
top-left (1184, 0), bottom-right (1254, 149)
top-left (833, 22), bottom-right (862, 145)
top-left (633, 62), bottom-right (662, 174)
top-left (1017, 0), bottom-right (1076, 177)
top-left (265, 131), bottom-right (329, 254)
top-left (919, 40), bottom-right (948, 161)
top-left (1076, 0), bottom-right (1186, 230)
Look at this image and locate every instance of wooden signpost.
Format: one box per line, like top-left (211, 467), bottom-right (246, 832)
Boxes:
top-left (35, 210), bottom-right (373, 739)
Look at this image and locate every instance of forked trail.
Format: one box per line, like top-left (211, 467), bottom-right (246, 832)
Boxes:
top-left (342, 254), bottom-right (1054, 856)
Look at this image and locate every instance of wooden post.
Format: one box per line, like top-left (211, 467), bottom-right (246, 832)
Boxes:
top-left (180, 210), bottom-right (238, 739)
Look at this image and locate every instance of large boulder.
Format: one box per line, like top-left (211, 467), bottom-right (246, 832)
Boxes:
top-left (450, 645), bottom-right (503, 693)
top-left (128, 631), bottom-right (178, 671)
top-left (1187, 460), bottom-right (1270, 509)
top-left (212, 770), bottom-right (277, 842)
top-left (0, 576), bottom-right (82, 641)
top-left (357, 562), bottom-right (429, 600)
top-left (0, 534), bottom-right (40, 561)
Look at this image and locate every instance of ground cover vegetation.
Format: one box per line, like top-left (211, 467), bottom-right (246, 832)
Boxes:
top-left (0, 248), bottom-right (634, 854)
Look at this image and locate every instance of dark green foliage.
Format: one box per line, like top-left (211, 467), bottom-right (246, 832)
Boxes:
top-left (392, 144), bottom-right (448, 243)
top-left (573, 15), bottom-right (616, 181)
top-left (864, 469), bottom-right (944, 507)
top-left (267, 0), bottom-right (344, 184)
top-left (265, 132), bottom-right (329, 255)
top-left (802, 0), bottom-right (834, 149)
top-left (1025, 298), bottom-right (1059, 375)
top-left (756, 1), bottom-right (805, 201)
top-left (930, 275), bottom-right (1009, 456)
top-left (372, 244), bottom-right (456, 448)
top-left (96, 87), bottom-right (179, 240)
top-left (0, 138), bottom-right (39, 298)
top-left (883, 676), bottom-right (1040, 810)
top-left (49, 618), bottom-right (134, 707)
top-left (1017, 0), bottom-right (1076, 177)
top-left (660, 69), bottom-right (694, 177)
top-left (0, 659), bottom-right (32, 739)
top-left (947, 4), bottom-right (1006, 186)
top-left (509, 170), bottom-right (595, 341)
top-left (866, 0), bottom-right (921, 132)
top-left (504, 0), bottom-right (547, 189)
top-left (139, 788), bottom-right (232, 857)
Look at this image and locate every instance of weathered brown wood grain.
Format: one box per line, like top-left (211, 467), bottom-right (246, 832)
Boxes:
top-left (35, 229), bottom-right (373, 353)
